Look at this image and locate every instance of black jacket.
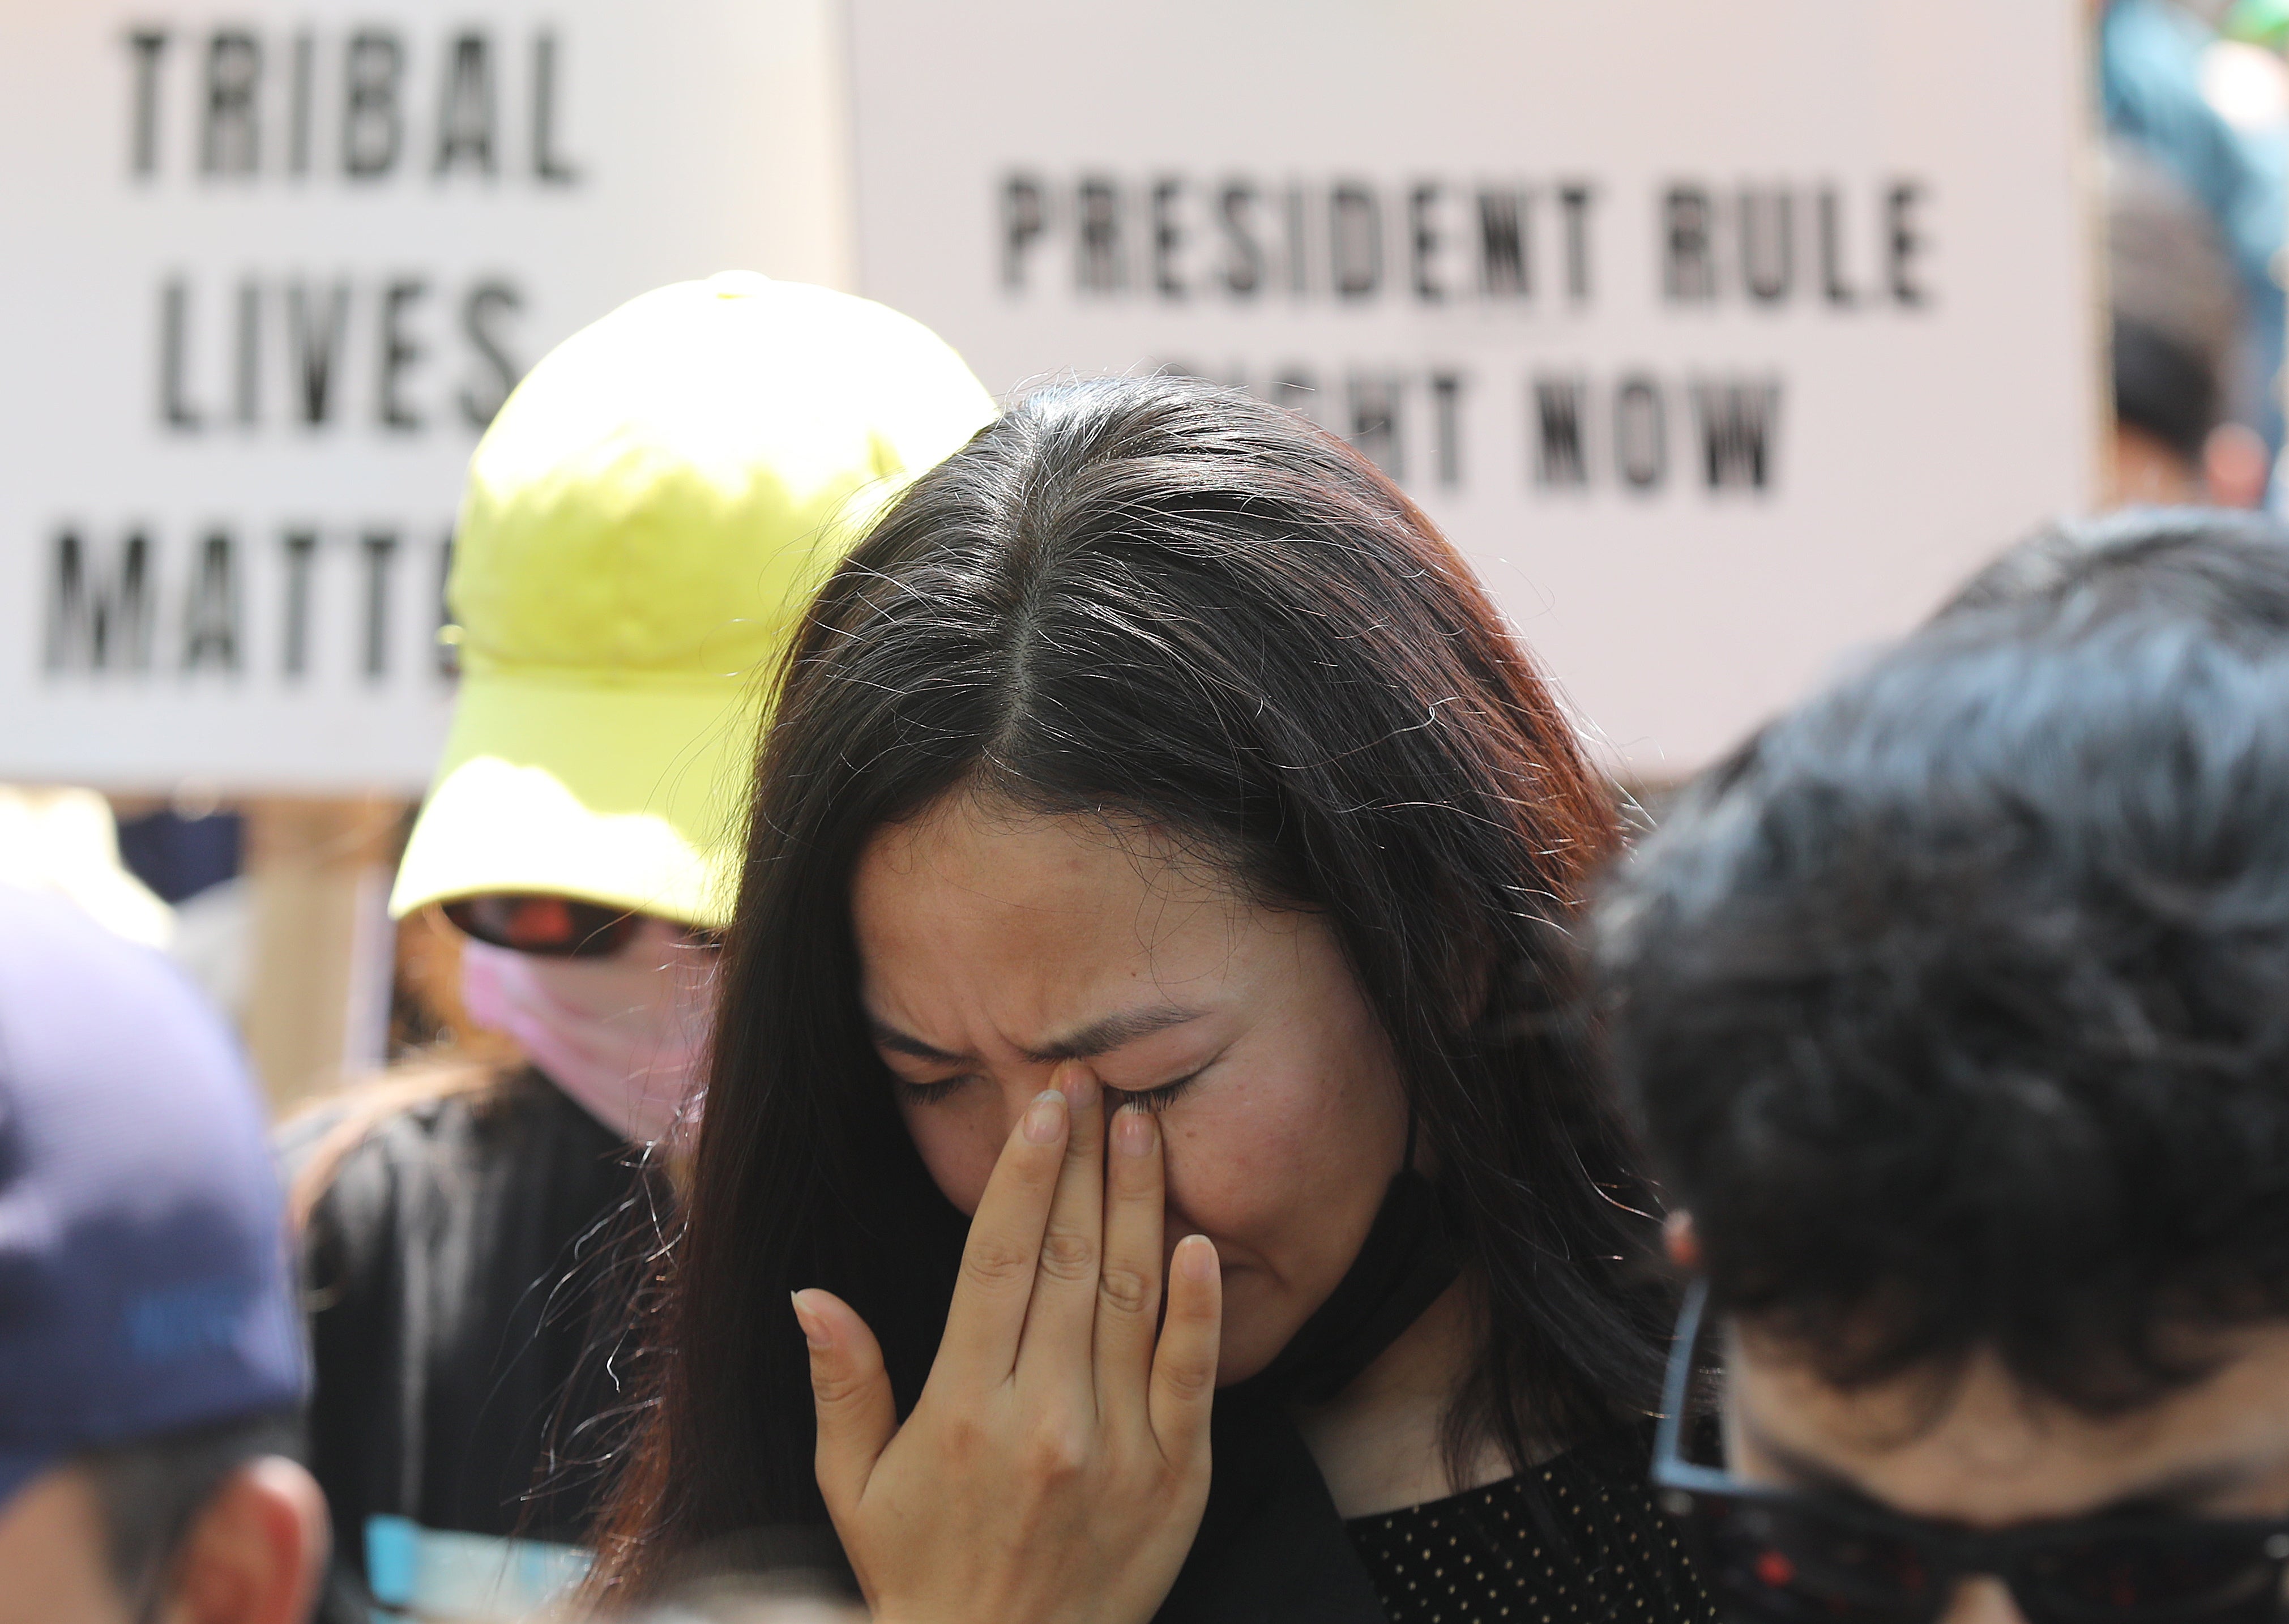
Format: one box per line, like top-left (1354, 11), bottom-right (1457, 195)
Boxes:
top-left (280, 1070), bottom-right (654, 1621)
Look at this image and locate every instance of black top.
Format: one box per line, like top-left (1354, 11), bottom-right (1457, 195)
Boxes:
top-left (280, 1070), bottom-right (651, 1622)
top-left (1347, 1429), bottom-right (1715, 1624)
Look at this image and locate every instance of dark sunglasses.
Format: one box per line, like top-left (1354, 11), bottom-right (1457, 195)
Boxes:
top-left (442, 894), bottom-right (648, 958)
top-left (1654, 1280), bottom-right (2289, 1624)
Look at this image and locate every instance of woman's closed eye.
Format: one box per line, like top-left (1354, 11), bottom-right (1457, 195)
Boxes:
top-left (1103, 1070), bottom-right (1204, 1114)
top-left (891, 1068), bottom-right (1207, 1114)
top-left (891, 1075), bottom-right (972, 1107)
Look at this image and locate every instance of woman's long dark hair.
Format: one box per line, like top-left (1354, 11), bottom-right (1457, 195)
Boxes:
top-left (593, 375), bottom-right (1667, 1593)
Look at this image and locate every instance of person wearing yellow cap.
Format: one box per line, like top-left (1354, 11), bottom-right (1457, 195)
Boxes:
top-left (279, 272), bottom-right (993, 1624)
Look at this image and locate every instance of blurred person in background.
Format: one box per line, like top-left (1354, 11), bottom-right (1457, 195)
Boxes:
top-left (2105, 144), bottom-right (2272, 506)
top-left (280, 273), bottom-right (992, 1624)
top-left (589, 377), bottom-right (1709, 1624)
top-left (0, 786), bottom-right (180, 952)
top-left (0, 887), bottom-right (322, 1624)
top-left (1596, 510), bottom-right (2289, 1624)
top-left (2102, 0), bottom-right (2288, 462)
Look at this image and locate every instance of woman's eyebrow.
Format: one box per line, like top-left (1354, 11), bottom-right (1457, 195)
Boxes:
top-left (864, 1003), bottom-right (1206, 1067)
top-left (1022, 1004), bottom-right (1205, 1064)
top-left (866, 1018), bottom-right (967, 1063)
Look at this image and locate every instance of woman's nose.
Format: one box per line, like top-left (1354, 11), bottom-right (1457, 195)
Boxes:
top-left (996, 1067), bottom-right (1103, 1141)
top-left (1938, 1576), bottom-right (2027, 1624)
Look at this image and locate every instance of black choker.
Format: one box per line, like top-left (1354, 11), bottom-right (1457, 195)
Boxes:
top-left (1153, 1155), bottom-right (1464, 1624)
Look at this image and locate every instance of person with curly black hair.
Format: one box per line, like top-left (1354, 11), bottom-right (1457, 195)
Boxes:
top-left (1598, 508), bottom-right (2289, 1624)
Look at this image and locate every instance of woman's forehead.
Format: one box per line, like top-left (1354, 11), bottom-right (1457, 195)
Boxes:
top-left (853, 801), bottom-right (1244, 929)
top-left (851, 804), bottom-right (1326, 1036)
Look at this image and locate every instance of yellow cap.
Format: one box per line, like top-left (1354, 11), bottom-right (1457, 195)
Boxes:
top-left (390, 272), bottom-right (996, 926)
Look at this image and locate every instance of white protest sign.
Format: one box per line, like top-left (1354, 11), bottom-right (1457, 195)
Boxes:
top-left (845, 0), bottom-right (2102, 774)
top-left (0, 1), bottom-right (849, 792)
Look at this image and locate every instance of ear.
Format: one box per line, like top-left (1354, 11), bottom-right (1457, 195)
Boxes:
top-left (2202, 422), bottom-right (2273, 511)
top-left (1662, 1210), bottom-right (1702, 1271)
top-left (160, 1457), bottom-right (328, 1624)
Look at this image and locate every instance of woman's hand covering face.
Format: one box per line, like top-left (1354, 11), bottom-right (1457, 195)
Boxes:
top-left (851, 801), bottom-right (1411, 1386)
top-left (792, 1065), bottom-right (1222, 1624)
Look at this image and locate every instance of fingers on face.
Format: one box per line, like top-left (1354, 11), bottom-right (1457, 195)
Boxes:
top-left (795, 1289), bottom-right (896, 1517)
top-left (1018, 1062), bottom-right (1109, 1381)
top-left (929, 1065), bottom-right (1203, 1448)
top-left (1093, 1102), bottom-right (1168, 1399)
top-left (939, 1083), bottom-right (1070, 1378)
top-left (1148, 1234), bottom-right (1223, 1462)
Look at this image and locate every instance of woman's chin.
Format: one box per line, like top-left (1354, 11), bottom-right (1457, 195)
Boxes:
top-left (1214, 1345), bottom-right (1277, 1387)
top-left (1210, 1274), bottom-right (1303, 1387)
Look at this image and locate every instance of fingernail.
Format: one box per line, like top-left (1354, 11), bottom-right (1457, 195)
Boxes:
top-left (1057, 1062), bottom-right (1100, 1113)
top-left (1177, 1235), bottom-right (1217, 1281)
top-left (1113, 1104), bottom-right (1156, 1157)
top-left (790, 1290), bottom-right (830, 1349)
top-left (1023, 1088), bottom-right (1067, 1144)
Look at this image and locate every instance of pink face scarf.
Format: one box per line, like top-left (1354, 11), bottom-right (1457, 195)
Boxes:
top-left (458, 917), bottom-right (715, 1146)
